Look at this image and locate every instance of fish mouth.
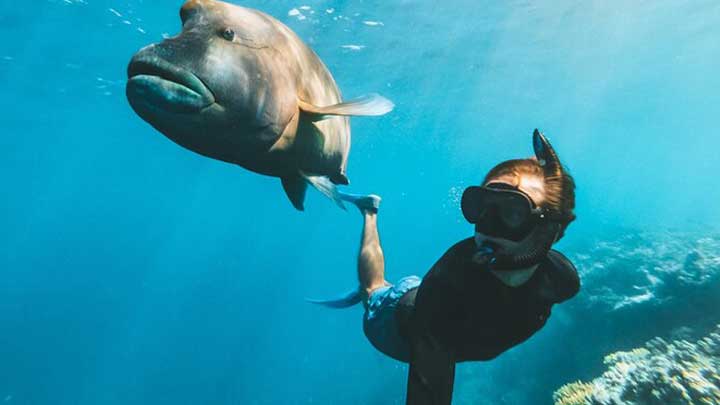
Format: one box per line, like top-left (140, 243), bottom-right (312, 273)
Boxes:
top-left (126, 57), bottom-right (215, 113)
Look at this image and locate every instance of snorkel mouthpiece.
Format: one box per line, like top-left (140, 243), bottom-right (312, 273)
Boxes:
top-left (487, 222), bottom-right (561, 271)
top-left (472, 242), bottom-right (496, 266)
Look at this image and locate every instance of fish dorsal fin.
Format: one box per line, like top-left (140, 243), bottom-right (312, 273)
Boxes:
top-left (298, 93), bottom-right (394, 121)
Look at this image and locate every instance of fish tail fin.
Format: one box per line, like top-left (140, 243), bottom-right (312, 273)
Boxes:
top-left (301, 171), bottom-right (346, 210)
top-left (306, 288), bottom-right (363, 308)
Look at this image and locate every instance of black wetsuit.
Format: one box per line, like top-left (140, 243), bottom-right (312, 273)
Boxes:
top-left (396, 237), bottom-right (580, 405)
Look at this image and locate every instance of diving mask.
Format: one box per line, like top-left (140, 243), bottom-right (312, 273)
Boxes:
top-left (461, 183), bottom-right (560, 242)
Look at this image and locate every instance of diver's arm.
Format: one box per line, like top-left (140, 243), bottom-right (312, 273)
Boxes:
top-left (406, 333), bottom-right (456, 405)
top-left (413, 239), bottom-right (472, 341)
top-left (404, 241), bottom-right (471, 405)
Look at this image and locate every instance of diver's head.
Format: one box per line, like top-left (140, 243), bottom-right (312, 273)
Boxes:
top-left (461, 129), bottom-right (576, 270)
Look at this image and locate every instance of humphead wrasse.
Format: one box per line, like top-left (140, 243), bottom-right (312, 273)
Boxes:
top-left (126, 0), bottom-right (393, 210)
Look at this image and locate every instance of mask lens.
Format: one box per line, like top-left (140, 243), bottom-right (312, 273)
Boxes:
top-left (463, 186), bottom-right (538, 240)
top-left (500, 195), bottom-right (530, 228)
top-left (461, 187), bottom-right (484, 223)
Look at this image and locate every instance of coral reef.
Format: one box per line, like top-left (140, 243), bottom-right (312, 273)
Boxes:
top-left (558, 231), bottom-right (720, 387)
top-left (553, 324), bottom-right (720, 405)
top-left (570, 231), bottom-right (720, 313)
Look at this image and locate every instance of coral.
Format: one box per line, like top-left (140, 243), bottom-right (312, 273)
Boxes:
top-left (569, 232), bottom-right (720, 313)
top-left (554, 325), bottom-right (720, 405)
top-left (553, 381), bottom-right (595, 405)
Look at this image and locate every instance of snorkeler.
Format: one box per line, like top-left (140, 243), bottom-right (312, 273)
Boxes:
top-left (309, 130), bottom-right (580, 404)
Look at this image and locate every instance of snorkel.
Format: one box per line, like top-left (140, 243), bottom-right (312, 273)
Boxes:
top-left (472, 129), bottom-right (567, 271)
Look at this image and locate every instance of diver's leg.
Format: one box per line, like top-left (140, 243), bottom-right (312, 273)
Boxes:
top-left (340, 193), bottom-right (387, 296)
top-left (358, 208), bottom-right (387, 296)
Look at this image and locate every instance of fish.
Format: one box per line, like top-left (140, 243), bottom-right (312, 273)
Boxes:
top-left (126, 0), bottom-right (393, 210)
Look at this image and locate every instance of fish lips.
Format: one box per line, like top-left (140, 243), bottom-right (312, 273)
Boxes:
top-left (126, 57), bottom-right (215, 113)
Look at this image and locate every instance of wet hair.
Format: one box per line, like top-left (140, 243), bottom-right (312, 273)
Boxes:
top-left (483, 158), bottom-right (576, 235)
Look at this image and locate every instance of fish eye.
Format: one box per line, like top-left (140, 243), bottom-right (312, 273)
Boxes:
top-left (222, 28), bottom-right (235, 41)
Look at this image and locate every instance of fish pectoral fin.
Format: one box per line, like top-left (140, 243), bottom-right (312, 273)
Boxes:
top-left (281, 175), bottom-right (308, 211)
top-left (298, 93), bottom-right (394, 121)
top-left (281, 173), bottom-right (347, 210)
top-left (300, 171), bottom-right (346, 210)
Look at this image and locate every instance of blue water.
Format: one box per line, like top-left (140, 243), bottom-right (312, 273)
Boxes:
top-left (2, 1), bottom-right (719, 404)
